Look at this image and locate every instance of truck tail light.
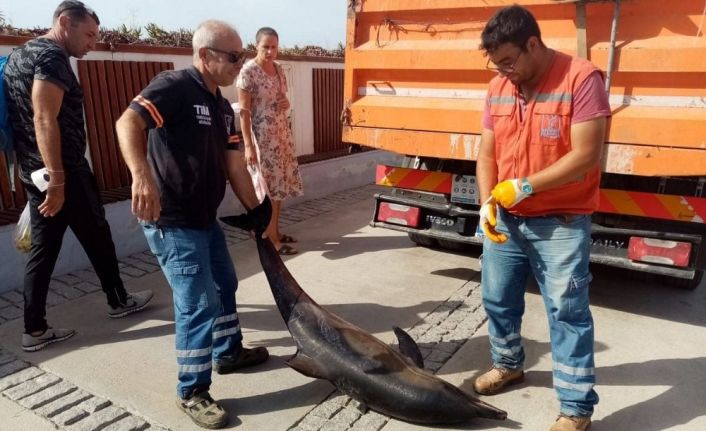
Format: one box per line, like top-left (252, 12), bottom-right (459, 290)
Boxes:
top-left (628, 237), bottom-right (691, 268)
top-left (377, 202), bottom-right (421, 228)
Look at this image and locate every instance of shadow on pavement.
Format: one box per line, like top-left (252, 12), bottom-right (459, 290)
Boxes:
top-left (219, 378), bottom-right (331, 415)
top-left (317, 233), bottom-right (417, 260)
top-left (236, 300), bottom-right (451, 339)
top-left (522, 266), bottom-right (706, 328)
top-left (523, 357), bottom-right (706, 431)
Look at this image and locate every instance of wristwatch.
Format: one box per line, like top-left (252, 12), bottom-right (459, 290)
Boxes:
top-left (520, 177), bottom-right (534, 195)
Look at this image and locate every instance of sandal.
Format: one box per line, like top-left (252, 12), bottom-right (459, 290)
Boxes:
top-left (277, 244), bottom-right (298, 255)
top-left (213, 346), bottom-right (270, 374)
top-left (176, 391), bottom-right (228, 429)
top-left (280, 234), bottom-right (297, 243)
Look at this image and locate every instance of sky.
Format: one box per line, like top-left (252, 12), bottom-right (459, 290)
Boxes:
top-left (0, 0), bottom-right (348, 49)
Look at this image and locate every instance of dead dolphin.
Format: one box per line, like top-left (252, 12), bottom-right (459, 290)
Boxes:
top-left (220, 217), bottom-right (507, 424)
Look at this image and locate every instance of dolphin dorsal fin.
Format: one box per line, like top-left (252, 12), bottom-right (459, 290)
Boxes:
top-left (393, 326), bottom-right (424, 369)
top-left (286, 351), bottom-right (329, 379)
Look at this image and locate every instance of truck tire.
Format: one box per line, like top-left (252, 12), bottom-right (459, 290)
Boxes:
top-left (436, 239), bottom-right (476, 253)
top-left (408, 233), bottom-right (437, 248)
top-left (667, 270), bottom-right (703, 290)
top-left (625, 269), bottom-right (703, 291)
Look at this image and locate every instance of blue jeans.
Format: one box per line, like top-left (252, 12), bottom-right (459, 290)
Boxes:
top-left (481, 209), bottom-right (598, 417)
top-left (143, 222), bottom-right (243, 398)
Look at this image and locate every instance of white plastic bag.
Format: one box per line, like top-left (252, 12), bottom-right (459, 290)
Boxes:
top-left (14, 203), bottom-right (31, 253)
top-left (246, 140), bottom-right (268, 203)
top-left (248, 163), bottom-right (269, 204)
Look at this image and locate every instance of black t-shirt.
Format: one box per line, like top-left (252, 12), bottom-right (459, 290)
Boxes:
top-left (4, 38), bottom-right (90, 185)
top-left (129, 66), bottom-right (241, 229)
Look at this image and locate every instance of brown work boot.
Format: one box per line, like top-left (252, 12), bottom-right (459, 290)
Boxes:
top-left (473, 366), bottom-right (524, 395)
top-left (549, 414), bottom-right (591, 431)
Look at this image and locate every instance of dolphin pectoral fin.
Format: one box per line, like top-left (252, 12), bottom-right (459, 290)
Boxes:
top-left (393, 326), bottom-right (425, 369)
top-left (286, 352), bottom-right (328, 379)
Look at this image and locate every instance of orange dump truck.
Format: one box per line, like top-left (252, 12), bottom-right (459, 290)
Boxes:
top-left (342, 0), bottom-right (706, 288)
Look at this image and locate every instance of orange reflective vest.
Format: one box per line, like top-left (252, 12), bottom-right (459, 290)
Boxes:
top-left (487, 51), bottom-right (603, 217)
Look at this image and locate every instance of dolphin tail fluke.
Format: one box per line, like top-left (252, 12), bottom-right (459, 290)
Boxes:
top-left (286, 351), bottom-right (329, 380)
top-left (393, 326), bottom-right (424, 369)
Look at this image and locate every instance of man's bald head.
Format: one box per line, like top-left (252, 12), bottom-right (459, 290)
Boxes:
top-left (192, 20), bottom-right (240, 58)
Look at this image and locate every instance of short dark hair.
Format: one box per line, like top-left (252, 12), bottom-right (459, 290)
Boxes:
top-left (480, 5), bottom-right (542, 54)
top-left (255, 27), bottom-right (279, 44)
top-left (53, 1), bottom-right (100, 26)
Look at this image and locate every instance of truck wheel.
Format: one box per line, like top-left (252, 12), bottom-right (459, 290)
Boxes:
top-left (408, 233), bottom-right (437, 248)
top-left (628, 269), bottom-right (704, 290)
top-left (666, 270), bottom-right (703, 290)
top-left (437, 239), bottom-right (475, 253)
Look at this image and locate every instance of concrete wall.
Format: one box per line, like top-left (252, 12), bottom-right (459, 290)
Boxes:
top-left (0, 150), bottom-right (401, 294)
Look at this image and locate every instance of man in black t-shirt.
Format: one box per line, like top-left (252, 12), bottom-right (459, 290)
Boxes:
top-left (4, 1), bottom-right (153, 352)
top-left (116, 20), bottom-right (271, 429)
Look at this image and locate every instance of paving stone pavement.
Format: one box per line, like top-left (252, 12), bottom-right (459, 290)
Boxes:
top-left (0, 184), bottom-right (487, 430)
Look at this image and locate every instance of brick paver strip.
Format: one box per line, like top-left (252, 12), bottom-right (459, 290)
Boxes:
top-left (66, 405), bottom-right (129, 431)
top-left (0, 289), bottom-right (24, 304)
top-left (74, 281), bottom-right (102, 294)
top-left (34, 389), bottom-right (94, 417)
top-left (52, 284), bottom-right (87, 300)
top-left (51, 405), bottom-right (91, 427)
top-left (99, 414), bottom-right (150, 431)
top-left (0, 364), bottom-right (40, 389)
top-left (0, 305), bottom-right (23, 321)
top-left (17, 380), bottom-right (77, 409)
top-left (78, 395), bottom-right (112, 413)
top-left (4, 372), bottom-right (62, 400)
top-left (120, 259), bottom-right (160, 273)
top-left (72, 270), bottom-right (101, 286)
top-left (55, 273), bottom-right (84, 286)
top-left (296, 414), bottom-right (329, 431)
top-left (50, 394), bottom-right (112, 427)
top-left (120, 266), bottom-right (146, 278)
top-left (46, 291), bottom-right (69, 307)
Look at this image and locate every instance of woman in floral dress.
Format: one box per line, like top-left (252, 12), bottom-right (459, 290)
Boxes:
top-left (237, 27), bottom-right (304, 254)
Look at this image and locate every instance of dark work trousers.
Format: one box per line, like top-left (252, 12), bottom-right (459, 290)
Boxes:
top-left (23, 170), bottom-right (127, 334)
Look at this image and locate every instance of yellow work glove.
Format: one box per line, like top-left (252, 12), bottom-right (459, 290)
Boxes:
top-left (491, 178), bottom-right (532, 209)
top-left (477, 197), bottom-right (507, 243)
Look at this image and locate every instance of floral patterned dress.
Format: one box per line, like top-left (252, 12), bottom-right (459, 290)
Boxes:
top-left (236, 60), bottom-right (304, 200)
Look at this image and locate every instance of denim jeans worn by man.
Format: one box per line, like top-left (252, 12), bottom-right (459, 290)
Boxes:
top-left (116, 19), bottom-right (271, 430)
top-left (4, 1), bottom-right (152, 353)
top-left (473, 6), bottom-right (611, 431)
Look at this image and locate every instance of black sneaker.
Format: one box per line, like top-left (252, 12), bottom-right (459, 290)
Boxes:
top-left (108, 290), bottom-right (154, 318)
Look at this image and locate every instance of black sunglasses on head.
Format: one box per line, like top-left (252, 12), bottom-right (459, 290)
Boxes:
top-left (207, 47), bottom-right (246, 65)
